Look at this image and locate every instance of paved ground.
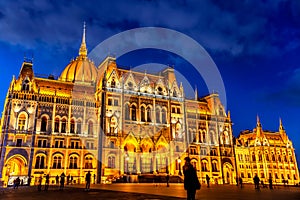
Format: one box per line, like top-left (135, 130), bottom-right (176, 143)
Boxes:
top-left (0, 183), bottom-right (299, 200)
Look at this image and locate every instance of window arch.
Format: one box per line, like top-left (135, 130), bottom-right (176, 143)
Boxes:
top-left (88, 121), bottom-right (93, 136)
top-left (54, 118), bottom-right (60, 132)
top-left (252, 153), bottom-right (256, 162)
top-left (85, 156), bottom-right (93, 169)
top-left (156, 107), bottom-right (161, 123)
top-left (162, 108), bottom-right (167, 124)
top-left (147, 106), bottom-right (152, 122)
top-left (131, 105), bottom-right (136, 121)
top-left (141, 106), bottom-right (146, 122)
top-left (18, 113), bottom-right (27, 131)
top-left (108, 156), bottom-right (116, 168)
top-left (70, 119), bottom-right (75, 133)
top-left (41, 116), bottom-right (47, 132)
top-left (77, 119), bottom-right (82, 134)
top-left (35, 155), bottom-right (46, 169)
top-left (69, 155), bottom-right (78, 169)
top-left (201, 160), bottom-right (208, 171)
top-left (22, 79), bottom-right (30, 91)
top-left (212, 161), bottom-right (218, 172)
top-left (111, 78), bottom-right (116, 88)
top-left (53, 155), bottom-right (63, 169)
top-left (61, 118), bottom-right (67, 133)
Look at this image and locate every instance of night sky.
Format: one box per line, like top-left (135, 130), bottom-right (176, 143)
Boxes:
top-left (0, 0), bottom-right (300, 162)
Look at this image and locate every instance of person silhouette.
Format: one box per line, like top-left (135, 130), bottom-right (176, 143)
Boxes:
top-left (60, 172), bottom-right (65, 190)
top-left (183, 157), bottom-right (199, 200)
top-left (45, 174), bottom-right (50, 191)
top-left (206, 175), bottom-right (210, 188)
top-left (85, 171), bottom-right (91, 191)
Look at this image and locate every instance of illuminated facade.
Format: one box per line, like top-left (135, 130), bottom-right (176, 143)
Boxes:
top-left (235, 117), bottom-right (299, 185)
top-left (5, 26), bottom-right (298, 186)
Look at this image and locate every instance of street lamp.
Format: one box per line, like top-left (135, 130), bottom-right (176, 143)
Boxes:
top-left (178, 158), bottom-right (182, 176)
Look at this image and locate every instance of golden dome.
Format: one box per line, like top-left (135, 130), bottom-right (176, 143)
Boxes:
top-left (59, 23), bottom-right (97, 84)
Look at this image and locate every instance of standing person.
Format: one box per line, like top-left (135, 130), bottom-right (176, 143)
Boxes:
top-left (166, 174), bottom-right (170, 187)
top-left (60, 172), bottom-right (65, 190)
top-left (37, 176), bottom-right (42, 191)
top-left (239, 177), bottom-right (243, 188)
top-left (253, 175), bottom-right (260, 190)
top-left (15, 177), bottom-right (20, 189)
top-left (206, 174), bottom-right (210, 188)
top-left (55, 175), bottom-right (59, 185)
top-left (85, 171), bottom-right (91, 191)
top-left (269, 177), bottom-right (273, 189)
top-left (44, 174), bottom-right (50, 191)
top-left (183, 157), bottom-right (199, 200)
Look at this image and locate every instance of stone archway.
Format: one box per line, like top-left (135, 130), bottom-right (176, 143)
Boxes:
top-left (3, 155), bottom-right (28, 185)
top-left (223, 162), bottom-right (233, 184)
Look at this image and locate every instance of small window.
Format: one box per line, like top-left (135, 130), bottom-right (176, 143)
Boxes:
top-left (16, 139), bottom-right (22, 147)
top-left (114, 99), bottom-right (118, 106)
top-left (108, 98), bottom-right (112, 106)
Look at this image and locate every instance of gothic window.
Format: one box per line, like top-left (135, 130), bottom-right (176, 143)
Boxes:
top-left (77, 120), bottom-right (82, 134)
top-left (35, 155), bottom-right (45, 169)
top-left (173, 89), bottom-right (177, 97)
top-left (131, 105), bottom-right (136, 121)
top-left (109, 117), bottom-right (117, 134)
top-left (259, 154), bottom-right (262, 161)
top-left (266, 154), bottom-right (270, 161)
top-left (127, 82), bottom-right (133, 90)
top-left (54, 118), bottom-right (59, 132)
top-left (111, 78), bottom-right (116, 88)
top-left (272, 153), bottom-right (276, 161)
top-left (69, 156), bottom-right (78, 169)
top-left (125, 104), bottom-right (130, 120)
top-left (156, 107), bottom-right (161, 123)
top-left (147, 107), bottom-right (152, 122)
top-left (22, 79), bottom-right (30, 91)
top-left (162, 108), bottom-right (167, 124)
top-left (141, 106), bottom-right (146, 122)
top-left (88, 121), bottom-right (93, 136)
top-left (157, 87), bottom-right (163, 95)
top-left (252, 153), bottom-right (256, 162)
top-left (202, 131), bottom-right (206, 143)
top-left (201, 161), bottom-right (208, 171)
top-left (53, 156), bottom-right (62, 169)
top-left (70, 119), bottom-right (75, 133)
top-left (85, 157), bottom-right (93, 169)
top-left (18, 113), bottom-right (26, 131)
top-left (108, 156), bottom-right (115, 168)
top-left (61, 118), bottom-right (67, 133)
top-left (212, 161), bottom-right (218, 172)
top-left (41, 116), bottom-right (47, 132)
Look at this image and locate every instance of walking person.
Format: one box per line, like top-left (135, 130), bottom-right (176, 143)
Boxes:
top-left (37, 176), bottom-right (42, 191)
top-left (166, 174), bottom-right (170, 187)
top-left (60, 172), bottom-right (65, 190)
top-left (85, 171), bottom-right (91, 191)
top-left (239, 177), bottom-right (243, 188)
top-left (253, 174), bottom-right (260, 190)
top-left (44, 174), bottom-right (50, 191)
top-left (269, 177), bottom-right (273, 189)
top-left (206, 174), bottom-right (210, 188)
top-left (183, 157), bottom-right (200, 200)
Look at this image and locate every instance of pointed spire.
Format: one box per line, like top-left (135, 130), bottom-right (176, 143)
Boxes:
top-left (79, 22), bottom-right (87, 57)
top-left (256, 115), bottom-right (261, 127)
top-left (279, 118), bottom-right (284, 131)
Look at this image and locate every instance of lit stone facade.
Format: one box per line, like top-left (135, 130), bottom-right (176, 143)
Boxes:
top-left (235, 117), bottom-right (299, 185)
top-left (2, 27), bottom-right (297, 187)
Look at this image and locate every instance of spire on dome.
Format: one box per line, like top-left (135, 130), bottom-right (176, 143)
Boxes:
top-left (256, 115), bottom-right (261, 127)
top-left (79, 22), bottom-right (87, 57)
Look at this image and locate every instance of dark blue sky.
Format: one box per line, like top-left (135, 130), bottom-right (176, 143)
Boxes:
top-left (0, 0), bottom-right (300, 161)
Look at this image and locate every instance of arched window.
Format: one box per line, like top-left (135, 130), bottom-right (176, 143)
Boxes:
top-left (69, 156), bottom-right (78, 169)
top-left (131, 105), bottom-right (136, 121)
top-left (162, 108), bottom-right (167, 124)
top-left (109, 117), bottom-right (117, 134)
top-left (53, 156), bottom-right (62, 169)
top-left (22, 79), bottom-right (30, 91)
top-left (156, 107), bottom-right (161, 123)
top-left (111, 78), bottom-right (116, 88)
top-left (85, 157), bottom-right (93, 169)
top-left (61, 118), bottom-right (66, 133)
top-left (157, 87), bottom-right (163, 95)
top-left (41, 116), bottom-right (47, 132)
top-left (35, 155), bottom-right (45, 169)
top-left (77, 120), bottom-right (82, 134)
top-left (108, 156), bottom-right (116, 168)
top-left (252, 154), bottom-right (256, 162)
top-left (147, 107), bottom-right (152, 122)
top-left (173, 89), bottom-right (177, 97)
top-left (125, 104), bottom-right (130, 120)
top-left (70, 119), bottom-right (75, 133)
top-left (141, 106), bottom-right (146, 122)
top-left (88, 121), bottom-right (93, 136)
top-left (54, 118), bottom-right (60, 132)
top-left (18, 113), bottom-right (27, 131)
top-left (201, 161), bottom-right (208, 171)
top-left (212, 161), bottom-right (218, 172)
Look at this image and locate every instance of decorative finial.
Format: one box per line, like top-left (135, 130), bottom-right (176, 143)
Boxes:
top-left (256, 115), bottom-right (261, 127)
top-left (79, 21), bottom-right (87, 57)
top-left (279, 118), bottom-right (284, 130)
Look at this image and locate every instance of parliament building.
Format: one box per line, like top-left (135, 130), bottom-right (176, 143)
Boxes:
top-left (0, 27), bottom-right (298, 186)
